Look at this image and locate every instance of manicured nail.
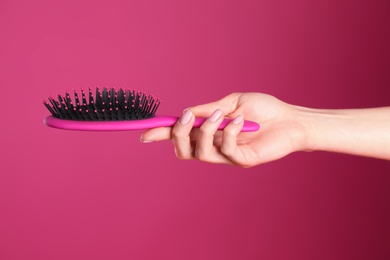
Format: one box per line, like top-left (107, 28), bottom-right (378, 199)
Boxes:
top-left (140, 136), bottom-right (153, 143)
top-left (209, 109), bottom-right (223, 122)
top-left (232, 115), bottom-right (243, 125)
top-left (180, 109), bottom-right (192, 125)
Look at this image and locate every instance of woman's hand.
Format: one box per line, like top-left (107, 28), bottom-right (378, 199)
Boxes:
top-left (140, 93), bottom-right (307, 167)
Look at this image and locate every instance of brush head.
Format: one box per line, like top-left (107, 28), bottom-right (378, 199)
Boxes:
top-left (43, 87), bottom-right (161, 121)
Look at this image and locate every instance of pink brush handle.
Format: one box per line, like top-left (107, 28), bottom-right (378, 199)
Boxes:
top-left (44, 115), bottom-right (260, 132)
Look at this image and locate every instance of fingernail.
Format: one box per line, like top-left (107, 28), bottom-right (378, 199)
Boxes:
top-left (180, 109), bottom-right (192, 125)
top-left (140, 136), bottom-right (153, 143)
top-left (209, 109), bottom-right (223, 123)
top-left (232, 115), bottom-right (243, 125)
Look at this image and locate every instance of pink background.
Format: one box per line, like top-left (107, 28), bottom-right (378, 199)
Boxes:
top-left (1, 0), bottom-right (390, 259)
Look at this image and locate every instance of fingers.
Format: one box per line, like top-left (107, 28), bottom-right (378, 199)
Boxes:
top-left (171, 109), bottom-right (195, 160)
top-left (220, 115), bottom-right (248, 166)
top-left (139, 91), bottom-right (252, 166)
top-left (140, 127), bottom-right (223, 144)
top-left (140, 111), bottom-right (250, 166)
top-left (140, 127), bottom-right (171, 143)
top-left (194, 109), bottom-right (230, 164)
top-left (140, 92), bottom-right (243, 143)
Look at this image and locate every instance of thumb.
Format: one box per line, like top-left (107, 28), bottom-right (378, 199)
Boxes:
top-left (185, 93), bottom-right (242, 118)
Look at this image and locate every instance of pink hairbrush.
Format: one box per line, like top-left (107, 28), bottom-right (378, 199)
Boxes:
top-left (43, 87), bottom-right (260, 132)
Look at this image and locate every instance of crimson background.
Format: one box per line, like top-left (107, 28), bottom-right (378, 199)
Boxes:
top-left (0, 0), bottom-right (389, 259)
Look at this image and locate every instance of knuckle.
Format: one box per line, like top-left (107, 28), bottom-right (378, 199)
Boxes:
top-left (176, 153), bottom-right (188, 160)
top-left (199, 124), bottom-right (210, 135)
top-left (223, 127), bottom-right (236, 137)
top-left (220, 144), bottom-right (233, 157)
top-left (194, 150), bottom-right (208, 161)
top-left (171, 127), bottom-right (183, 137)
top-left (174, 148), bottom-right (190, 160)
top-left (227, 92), bottom-right (241, 98)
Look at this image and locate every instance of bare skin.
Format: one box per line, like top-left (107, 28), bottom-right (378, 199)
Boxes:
top-left (140, 93), bottom-right (390, 167)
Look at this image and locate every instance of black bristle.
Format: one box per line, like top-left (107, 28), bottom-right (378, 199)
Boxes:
top-left (81, 89), bottom-right (87, 106)
top-left (88, 88), bottom-right (94, 104)
top-left (74, 90), bottom-right (80, 106)
top-left (43, 87), bottom-right (161, 121)
top-left (95, 88), bottom-right (102, 106)
top-left (117, 88), bottom-right (125, 120)
top-left (43, 101), bottom-right (56, 116)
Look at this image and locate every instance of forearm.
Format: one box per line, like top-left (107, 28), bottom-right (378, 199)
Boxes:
top-left (293, 106), bottom-right (390, 160)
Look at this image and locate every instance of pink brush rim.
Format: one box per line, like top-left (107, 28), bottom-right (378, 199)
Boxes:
top-left (44, 115), bottom-right (260, 132)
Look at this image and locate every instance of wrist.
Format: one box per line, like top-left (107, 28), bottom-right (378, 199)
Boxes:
top-left (290, 105), bottom-right (340, 153)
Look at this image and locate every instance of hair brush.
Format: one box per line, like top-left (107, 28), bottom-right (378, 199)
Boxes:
top-left (43, 87), bottom-right (260, 132)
